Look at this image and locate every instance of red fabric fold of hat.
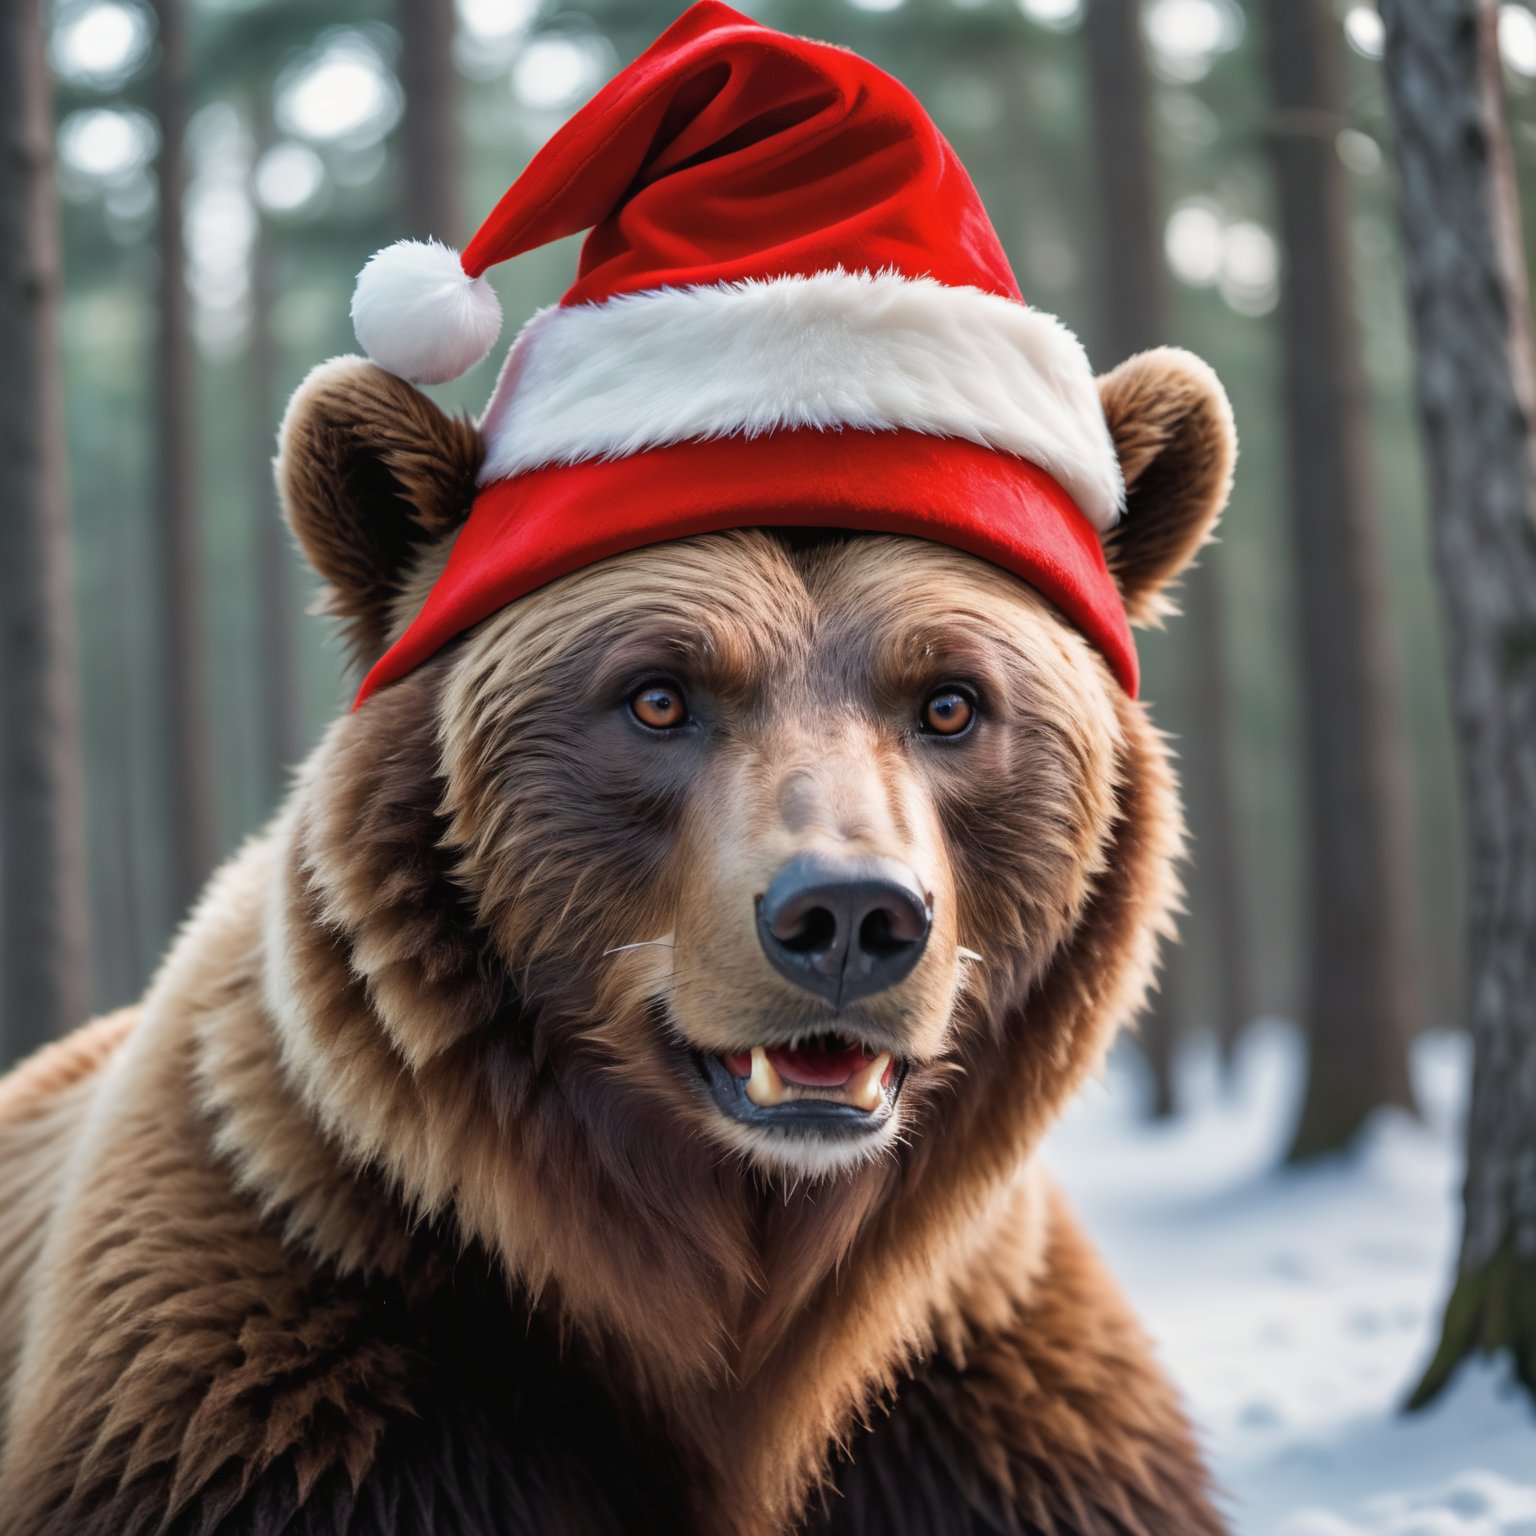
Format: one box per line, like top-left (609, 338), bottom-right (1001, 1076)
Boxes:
top-left (459, 0), bottom-right (1020, 305)
top-left (353, 431), bottom-right (1137, 706)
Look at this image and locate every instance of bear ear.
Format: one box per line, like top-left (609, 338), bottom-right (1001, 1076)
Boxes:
top-left (277, 356), bottom-right (484, 665)
top-left (1096, 347), bottom-right (1236, 625)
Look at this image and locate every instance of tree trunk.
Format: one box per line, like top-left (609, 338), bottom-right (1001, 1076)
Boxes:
top-left (1183, 562), bottom-right (1255, 1072)
top-left (149, 0), bottom-right (217, 922)
top-left (249, 91), bottom-right (301, 805)
top-left (0, 0), bottom-right (93, 1063)
top-left (397, 0), bottom-right (462, 239)
top-left (1085, 0), bottom-right (1253, 1093)
top-left (1083, 0), bottom-right (1164, 362)
top-left (101, 509), bottom-right (149, 1011)
top-left (1260, 0), bottom-right (1424, 1161)
top-left (1377, 0), bottom-right (1536, 1407)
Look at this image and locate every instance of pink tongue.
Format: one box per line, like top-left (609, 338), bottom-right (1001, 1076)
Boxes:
top-left (770, 1044), bottom-right (869, 1088)
top-left (720, 1044), bottom-right (879, 1087)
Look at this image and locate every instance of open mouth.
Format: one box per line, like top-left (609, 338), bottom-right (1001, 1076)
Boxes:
top-left (694, 1032), bottom-right (907, 1138)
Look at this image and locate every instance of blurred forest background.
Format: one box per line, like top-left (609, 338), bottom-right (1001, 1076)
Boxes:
top-left (5, 0), bottom-right (1536, 1121)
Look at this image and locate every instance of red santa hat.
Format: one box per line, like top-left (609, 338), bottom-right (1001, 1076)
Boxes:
top-left (349, 0), bottom-right (1135, 705)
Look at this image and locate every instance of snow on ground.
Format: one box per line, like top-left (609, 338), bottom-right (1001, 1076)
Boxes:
top-left (1045, 1022), bottom-right (1536, 1535)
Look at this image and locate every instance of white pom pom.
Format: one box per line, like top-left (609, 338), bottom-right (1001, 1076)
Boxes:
top-left (350, 239), bottom-right (502, 385)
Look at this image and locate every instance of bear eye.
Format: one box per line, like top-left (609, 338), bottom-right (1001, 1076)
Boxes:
top-left (920, 687), bottom-right (975, 738)
top-left (630, 683), bottom-right (689, 731)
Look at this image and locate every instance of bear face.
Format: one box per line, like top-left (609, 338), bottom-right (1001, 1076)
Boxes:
top-left (265, 345), bottom-right (1232, 1389)
top-left (436, 529), bottom-right (1121, 1183)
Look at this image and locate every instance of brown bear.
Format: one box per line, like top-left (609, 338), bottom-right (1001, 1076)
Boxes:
top-left (0, 343), bottom-right (1234, 1536)
top-left (0, 5), bottom-right (1239, 1531)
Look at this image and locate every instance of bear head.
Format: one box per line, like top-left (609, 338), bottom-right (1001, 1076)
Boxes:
top-left (262, 346), bottom-right (1232, 1392)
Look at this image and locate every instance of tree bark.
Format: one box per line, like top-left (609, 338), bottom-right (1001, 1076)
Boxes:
top-left (1085, 0), bottom-right (1253, 1090)
top-left (1378, 0), bottom-right (1536, 1407)
top-left (248, 91), bottom-right (301, 805)
top-left (149, 0), bottom-right (217, 920)
top-left (1260, 0), bottom-right (1424, 1161)
top-left (0, 0), bottom-right (93, 1063)
top-left (397, 0), bottom-right (462, 240)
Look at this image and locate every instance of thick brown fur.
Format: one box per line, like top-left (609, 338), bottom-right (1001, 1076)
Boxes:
top-left (0, 348), bottom-right (1236, 1536)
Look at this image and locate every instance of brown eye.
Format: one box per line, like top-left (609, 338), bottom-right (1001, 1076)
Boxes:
top-left (921, 688), bottom-right (975, 737)
top-left (630, 683), bottom-right (688, 730)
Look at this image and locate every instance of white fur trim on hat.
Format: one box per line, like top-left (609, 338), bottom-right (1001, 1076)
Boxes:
top-left (351, 239), bottom-right (503, 386)
top-left (476, 269), bottom-right (1123, 530)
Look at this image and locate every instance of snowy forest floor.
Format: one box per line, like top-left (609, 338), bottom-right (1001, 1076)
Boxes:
top-left (1046, 1022), bottom-right (1536, 1535)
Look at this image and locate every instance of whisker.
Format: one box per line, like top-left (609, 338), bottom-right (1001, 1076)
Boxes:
top-left (603, 940), bottom-right (677, 957)
top-left (956, 946), bottom-right (986, 965)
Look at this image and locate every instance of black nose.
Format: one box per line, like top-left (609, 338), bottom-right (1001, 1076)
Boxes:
top-left (756, 853), bottom-right (932, 1006)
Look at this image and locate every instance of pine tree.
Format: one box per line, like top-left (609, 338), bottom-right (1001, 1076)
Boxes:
top-left (148, 0), bottom-right (218, 919)
top-left (0, 0), bottom-right (93, 1061)
top-left (1378, 0), bottom-right (1536, 1406)
top-left (248, 87), bottom-right (301, 807)
top-left (1084, 0), bottom-right (1252, 1099)
top-left (1260, 0), bottom-right (1425, 1159)
top-left (398, 0), bottom-right (462, 240)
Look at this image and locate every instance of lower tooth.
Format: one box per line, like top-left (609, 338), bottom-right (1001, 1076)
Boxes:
top-left (746, 1045), bottom-right (788, 1107)
top-left (846, 1052), bottom-right (892, 1113)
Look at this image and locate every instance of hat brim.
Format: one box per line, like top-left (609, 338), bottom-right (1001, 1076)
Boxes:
top-left (353, 429), bottom-right (1137, 707)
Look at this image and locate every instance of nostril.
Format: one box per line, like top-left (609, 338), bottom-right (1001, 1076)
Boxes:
top-left (857, 908), bottom-right (910, 958)
top-left (777, 905), bottom-right (838, 955)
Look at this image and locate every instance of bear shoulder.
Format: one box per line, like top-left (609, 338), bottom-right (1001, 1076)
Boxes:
top-left (809, 1189), bottom-right (1225, 1536)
